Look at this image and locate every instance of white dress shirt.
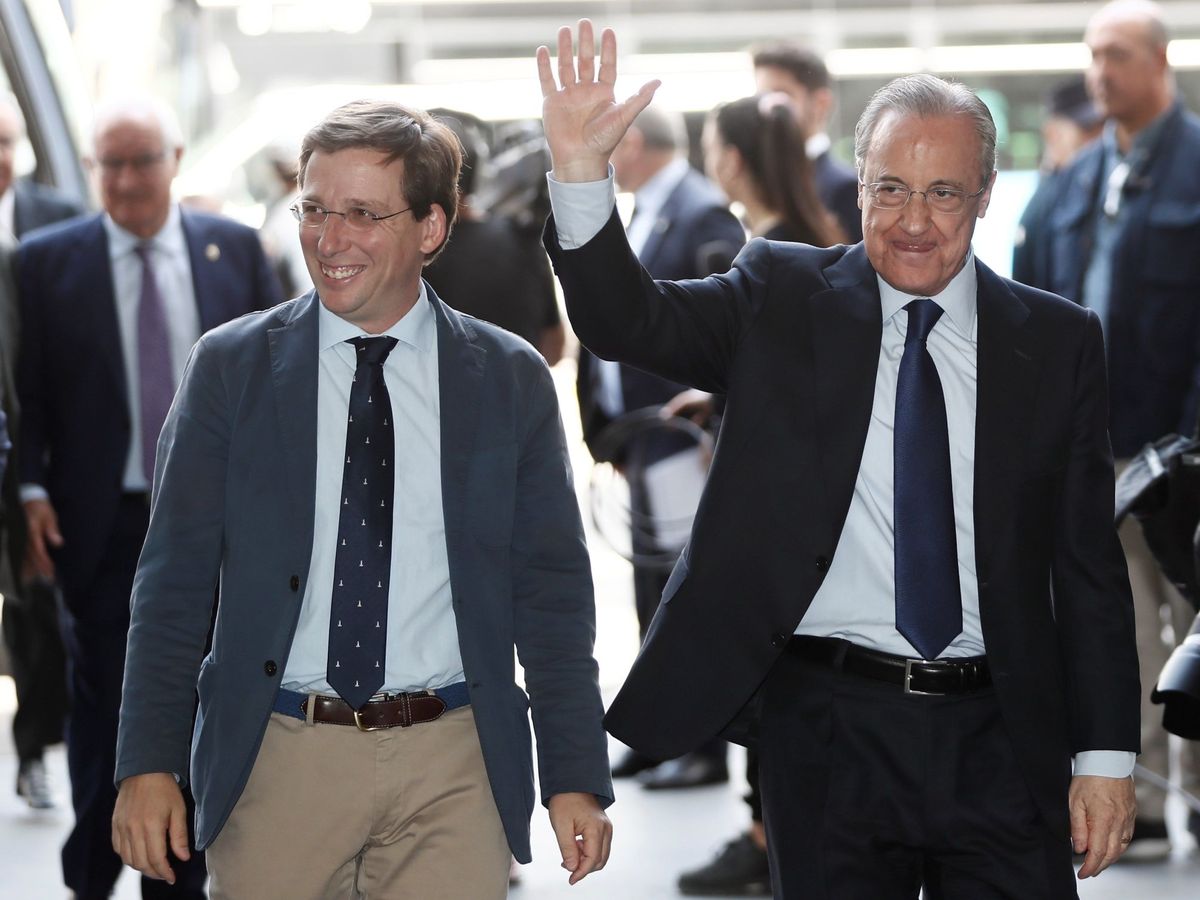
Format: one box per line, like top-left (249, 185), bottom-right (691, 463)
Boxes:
top-left (281, 286), bottom-right (465, 696)
top-left (546, 169), bottom-right (1133, 779)
top-left (0, 186), bottom-right (15, 242)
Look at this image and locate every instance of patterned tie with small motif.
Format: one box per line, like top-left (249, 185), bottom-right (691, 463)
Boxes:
top-left (327, 336), bottom-right (398, 709)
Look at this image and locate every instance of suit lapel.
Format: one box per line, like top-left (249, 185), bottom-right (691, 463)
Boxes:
top-left (808, 245), bottom-right (884, 535)
top-left (268, 293), bottom-right (319, 552)
top-left (432, 286), bottom-right (487, 546)
top-left (972, 259), bottom-right (1037, 580)
top-left (180, 209), bottom-right (231, 331)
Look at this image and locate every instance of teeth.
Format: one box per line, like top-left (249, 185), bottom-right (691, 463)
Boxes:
top-left (321, 264), bottom-right (364, 280)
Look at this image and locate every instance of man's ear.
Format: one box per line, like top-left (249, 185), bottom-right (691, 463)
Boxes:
top-left (419, 204), bottom-right (449, 256)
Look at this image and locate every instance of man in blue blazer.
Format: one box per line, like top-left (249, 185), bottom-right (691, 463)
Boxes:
top-left (540, 22), bottom-right (1139, 898)
top-left (112, 100), bottom-right (612, 900)
top-left (16, 97), bottom-right (279, 900)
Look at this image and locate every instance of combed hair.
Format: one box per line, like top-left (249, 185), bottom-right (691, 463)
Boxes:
top-left (711, 94), bottom-right (845, 247)
top-left (631, 106), bottom-right (687, 153)
top-left (751, 43), bottom-right (830, 92)
top-left (853, 74), bottom-right (996, 187)
top-left (299, 100), bottom-right (462, 261)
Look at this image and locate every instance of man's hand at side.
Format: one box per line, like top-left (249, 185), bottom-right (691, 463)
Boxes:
top-left (112, 772), bottom-right (191, 884)
top-left (22, 497), bottom-right (62, 580)
top-left (548, 791), bottom-right (612, 885)
top-left (1069, 774), bottom-right (1135, 878)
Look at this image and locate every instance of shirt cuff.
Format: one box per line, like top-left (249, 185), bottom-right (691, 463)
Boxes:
top-left (1072, 750), bottom-right (1136, 778)
top-left (546, 166), bottom-right (617, 249)
top-left (19, 484), bottom-right (49, 504)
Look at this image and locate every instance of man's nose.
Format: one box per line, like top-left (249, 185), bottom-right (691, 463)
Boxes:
top-left (317, 214), bottom-right (351, 252)
top-left (898, 194), bottom-right (933, 232)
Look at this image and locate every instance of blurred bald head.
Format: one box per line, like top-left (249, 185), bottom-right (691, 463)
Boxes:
top-left (1085, 0), bottom-right (1174, 139)
top-left (610, 106), bottom-right (688, 193)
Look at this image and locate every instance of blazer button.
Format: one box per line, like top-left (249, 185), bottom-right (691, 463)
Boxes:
top-left (289, 575), bottom-right (300, 592)
top-left (264, 660), bottom-right (278, 676)
top-left (771, 632), bottom-right (789, 648)
top-left (815, 555), bottom-right (831, 572)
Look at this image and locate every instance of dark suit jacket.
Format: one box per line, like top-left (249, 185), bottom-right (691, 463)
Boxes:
top-left (547, 211), bottom-right (1140, 840)
top-left (15, 209), bottom-right (280, 612)
top-left (114, 289), bottom-right (612, 861)
top-left (1030, 104), bottom-right (1200, 456)
top-left (12, 179), bottom-right (84, 239)
top-left (575, 166), bottom-right (744, 459)
top-left (813, 150), bottom-right (863, 244)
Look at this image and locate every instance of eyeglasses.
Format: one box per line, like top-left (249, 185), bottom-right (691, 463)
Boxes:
top-left (96, 151), bottom-right (168, 175)
top-left (862, 181), bottom-right (988, 215)
top-left (290, 201), bottom-right (413, 231)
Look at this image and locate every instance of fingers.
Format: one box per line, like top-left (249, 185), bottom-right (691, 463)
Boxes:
top-left (1070, 775), bottom-right (1136, 879)
top-left (598, 26), bottom-right (618, 84)
top-left (536, 45), bottom-right (556, 98)
top-left (566, 818), bottom-right (612, 884)
top-left (621, 80), bottom-right (662, 126)
top-left (577, 19), bottom-right (596, 84)
top-left (553, 816), bottom-right (580, 876)
top-left (556, 25), bottom-right (576, 89)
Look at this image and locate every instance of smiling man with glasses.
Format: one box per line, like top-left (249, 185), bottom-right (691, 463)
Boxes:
top-left (112, 99), bottom-right (613, 900)
top-left (541, 20), bottom-right (1140, 898)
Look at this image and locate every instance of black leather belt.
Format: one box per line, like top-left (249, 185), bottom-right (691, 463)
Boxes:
top-left (789, 636), bottom-right (991, 696)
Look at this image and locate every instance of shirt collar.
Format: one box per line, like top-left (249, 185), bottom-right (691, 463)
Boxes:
top-left (0, 186), bottom-right (15, 240)
top-left (805, 132), bottom-right (832, 161)
top-left (104, 203), bottom-right (185, 259)
top-left (1102, 100), bottom-right (1177, 167)
top-left (877, 249), bottom-right (977, 340)
top-left (632, 156), bottom-right (691, 219)
top-left (317, 280), bottom-right (435, 355)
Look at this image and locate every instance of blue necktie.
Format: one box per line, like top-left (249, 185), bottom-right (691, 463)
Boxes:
top-left (135, 243), bottom-right (174, 482)
top-left (328, 336), bottom-right (398, 709)
top-left (894, 299), bottom-right (962, 660)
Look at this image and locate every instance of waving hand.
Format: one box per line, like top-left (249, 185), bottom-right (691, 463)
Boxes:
top-left (537, 19), bottom-right (660, 183)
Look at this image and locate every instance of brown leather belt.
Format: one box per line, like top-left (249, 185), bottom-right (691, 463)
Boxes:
top-left (789, 636), bottom-right (992, 696)
top-left (273, 683), bottom-right (469, 731)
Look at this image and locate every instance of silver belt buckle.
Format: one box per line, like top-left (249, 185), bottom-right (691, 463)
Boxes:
top-left (903, 658), bottom-right (946, 696)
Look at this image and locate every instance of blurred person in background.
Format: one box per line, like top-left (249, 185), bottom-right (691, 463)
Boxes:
top-left (259, 142), bottom-right (311, 299)
top-left (671, 90), bottom-right (846, 897)
top-left (752, 42), bottom-right (862, 243)
top-left (16, 94), bottom-right (280, 900)
top-left (0, 91), bottom-right (82, 813)
top-left (542, 19), bottom-right (1140, 897)
top-left (1011, 78), bottom-right (1102, 286)
top-left (576, 103), bottom-right (744, 791)
top-left (1026, 0), bottom-right (1200, 854)
top-left (423, 110), bottom-right (564, 365)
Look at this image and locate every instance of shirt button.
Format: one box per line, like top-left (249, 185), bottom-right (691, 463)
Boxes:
top-left (815, 556), bottom-right (831, 572)
top-left (264, 660), bottom-right (278, 676)
top-left (771, 632), bottom-right (789, 648)
top-left (289, 575), bottom-right (300, 592)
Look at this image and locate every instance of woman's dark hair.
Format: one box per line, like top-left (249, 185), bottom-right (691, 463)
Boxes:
top-left (712, 94), bottom-right (846, 247)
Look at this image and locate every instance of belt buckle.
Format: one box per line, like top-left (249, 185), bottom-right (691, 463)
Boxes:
top-left (352, 709), bottom-right (386, 732)
top-left (903, 658), bottom-right (946, 696)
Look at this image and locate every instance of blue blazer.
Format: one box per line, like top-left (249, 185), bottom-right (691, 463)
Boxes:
top-left (548, 211), bottom-right (1139, 842)
top-left (1035, 104), bottom-right (1200, 456)
top-left (114, 289), bottom-right (612, 862)
top-left (15, 209), bottom-right (280, 611)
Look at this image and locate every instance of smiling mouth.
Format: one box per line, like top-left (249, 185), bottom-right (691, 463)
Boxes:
top-left (321, 264), bottom-right (365, 281)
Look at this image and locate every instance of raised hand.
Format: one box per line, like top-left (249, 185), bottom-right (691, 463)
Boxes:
top-left (536, 19), bottom-right (660, 183)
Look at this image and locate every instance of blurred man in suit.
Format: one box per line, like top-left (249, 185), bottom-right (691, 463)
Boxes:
top-left (111, 100), bottom-right (612, 900)
top-left (1025, 0), bottom-right (1200, 852)
top-left (0, 91), bottom-right (82, 811)
top-left (752, 42), bottom-right (862, 244)
top-left (17, 95), bottom-right (280, 900)
top-left (577, 104), bottom-right (744, 790)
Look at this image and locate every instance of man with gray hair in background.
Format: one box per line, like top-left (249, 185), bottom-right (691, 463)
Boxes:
top-left (16, 94), bottom-right (279, 899)
top-left (541, 19), bottom-right (1140, 897)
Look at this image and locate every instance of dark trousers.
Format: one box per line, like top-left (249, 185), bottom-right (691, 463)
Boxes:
top-left (757, 643), bottom-right (1077, 900)
top-left (2, 576), bottom-right (67, 763)
top-left (59, 495), bottom-right (207, 900)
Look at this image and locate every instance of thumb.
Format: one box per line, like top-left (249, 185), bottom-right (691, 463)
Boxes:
top-left (168, 801), bottom-right (192, 861)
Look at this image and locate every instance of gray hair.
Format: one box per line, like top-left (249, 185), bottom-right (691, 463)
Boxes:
top-left (853, 74), bottom-right (996, 188)
top-left (631, 106), bottom-right (688, 153)
top-left (92, 95), bottom-right (185, 152)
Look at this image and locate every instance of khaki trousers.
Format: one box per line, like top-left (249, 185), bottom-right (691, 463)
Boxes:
top-left (206, 705), bottom-right (510, 900)
top-left (1118, 503), bottom-right (1200, 822)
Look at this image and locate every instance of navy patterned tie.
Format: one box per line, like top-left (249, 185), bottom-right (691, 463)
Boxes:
top-left (894, 299), bottom-right (962, 660)
top-left (327, 336), bottom-right (398, 709)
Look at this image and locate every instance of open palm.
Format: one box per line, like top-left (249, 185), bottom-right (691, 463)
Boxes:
top-left (537, 19), bottom-right (659, 182)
